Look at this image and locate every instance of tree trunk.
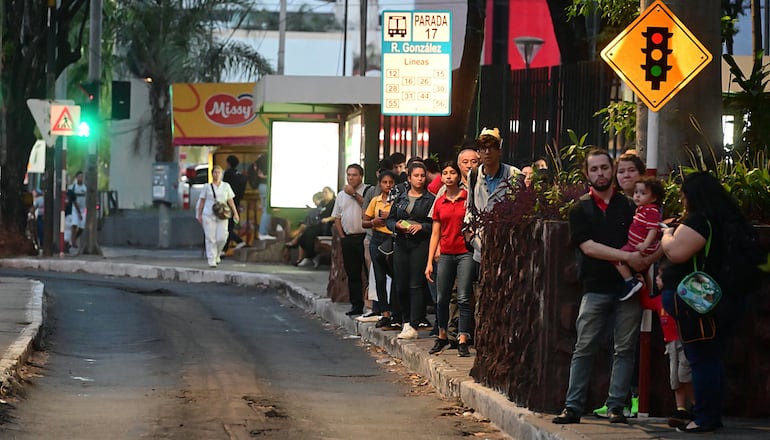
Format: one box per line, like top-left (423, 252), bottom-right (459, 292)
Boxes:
top-left (636, 0), bottom-right (723, 174)
top-left (430, 0), bottom-right (486, 160)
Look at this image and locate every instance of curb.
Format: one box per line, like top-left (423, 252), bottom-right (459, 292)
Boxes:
top-left (0, 280), bottom-right (44, 398)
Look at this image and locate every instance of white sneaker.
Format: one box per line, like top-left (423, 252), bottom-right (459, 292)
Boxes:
top-left (312, 255), bottom-right (321, 268)
top-left (259, 233), bottom-right (277, 240)
top-left (233, 242), bottom-right (246, 250)
top-left (397, 323), bottom-right (419, 339)
top-left (296, 258), bottom-right (314, 267)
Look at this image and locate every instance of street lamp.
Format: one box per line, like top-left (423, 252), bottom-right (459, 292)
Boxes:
top-left (514, 36), bottom-right (545, 70)
top-left (513, 36), bottom-right (544, 165)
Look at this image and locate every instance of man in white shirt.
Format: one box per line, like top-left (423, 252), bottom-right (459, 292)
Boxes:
top-left (67, 171), bottom-right (87, 250)
top-left (332, 164), bottom-right (371, 315)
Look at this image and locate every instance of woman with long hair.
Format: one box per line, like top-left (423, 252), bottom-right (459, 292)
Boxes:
top-left (363, 171), bottom-right (397, 328)
top-left (425, 161), bottom-right (476, 356)
top-left (660, 172), bottom-right (746, 433)
top-left (197, 165), bottom-right (239, 267)
top-left (386, 162), bottom-right (436, 340)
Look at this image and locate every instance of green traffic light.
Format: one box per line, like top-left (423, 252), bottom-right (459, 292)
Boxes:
top-left (78, 121), bottom-right (91, 137)
top-left (650, 65), bottom-right (663, 77)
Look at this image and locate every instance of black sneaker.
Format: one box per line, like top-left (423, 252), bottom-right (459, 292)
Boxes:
top-left (457, 342), bottom-right (471, 357)
top-left (386, 321), bottom-right (402, 331)
top-left (552, 407), bottom-right (580, 424)
top-left (429, 338), bottom-right (450, 354)
top-left (667, 409), bottom-right (692, 428)
top-left (345, 308), bottom-right (363, 316)
top-left (375, 316), bottom-right (391, 328)
top-left (608, 407), bottom-right (628, 424)
top-left (619, 279), bottom-right (643, 301)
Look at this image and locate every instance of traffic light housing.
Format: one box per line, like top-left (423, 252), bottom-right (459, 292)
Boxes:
top-left (79, 81), bottom-right (100, 137)
top-left (640, 26), bottom-right (672, 91)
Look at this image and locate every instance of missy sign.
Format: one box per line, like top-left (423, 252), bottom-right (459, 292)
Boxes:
top-left (171, 83), bottom-right (268, 145)
top-left (204, 93), bottom-right (256, 127)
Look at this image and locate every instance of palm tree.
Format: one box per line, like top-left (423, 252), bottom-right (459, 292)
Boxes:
top-left (113, 0), bottom-right (273, 162)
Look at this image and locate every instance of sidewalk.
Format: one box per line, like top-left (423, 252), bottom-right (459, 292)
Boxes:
top-left (1, 248), bottom-right (768, 439)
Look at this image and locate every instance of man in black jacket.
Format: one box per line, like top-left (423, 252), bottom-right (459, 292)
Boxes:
top-left (223, 155), bottom-right (247, 252)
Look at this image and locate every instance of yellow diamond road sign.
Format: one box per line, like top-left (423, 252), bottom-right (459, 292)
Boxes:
top-left (600, 0), bottom-right (713, 111)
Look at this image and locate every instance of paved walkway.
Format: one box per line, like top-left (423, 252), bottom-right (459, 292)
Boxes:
top-left (1, 247), bottom-right (768, 439)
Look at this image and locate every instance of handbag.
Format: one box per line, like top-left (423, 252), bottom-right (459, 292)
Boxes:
top-left (377, 235), bottom-right (394, 255)
top-left (676, 221), bottom-right (721, 315)
top-left (210, 184), bottom-right (232, 220)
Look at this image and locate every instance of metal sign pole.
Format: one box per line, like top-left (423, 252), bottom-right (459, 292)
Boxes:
top-left (646, 108), bottom-right (659, 175)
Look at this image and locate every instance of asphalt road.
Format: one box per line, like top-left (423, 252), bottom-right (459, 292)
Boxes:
top-left (0, 271), bottom-right (509, 439)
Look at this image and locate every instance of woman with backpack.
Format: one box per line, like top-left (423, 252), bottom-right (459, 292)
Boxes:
top-left (659, 172), bottom-right (749, 433)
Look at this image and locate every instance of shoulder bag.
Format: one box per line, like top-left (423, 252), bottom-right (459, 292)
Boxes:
top-left (210, 184), bottom-right (232, 220)
top-left (673, 221), bottom-right (720, 343)
top-left (676, 221), bottom-right (721, 315)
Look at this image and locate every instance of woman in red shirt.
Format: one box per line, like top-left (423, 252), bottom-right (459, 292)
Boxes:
top-left (425, 161), bottom-right (477, 357)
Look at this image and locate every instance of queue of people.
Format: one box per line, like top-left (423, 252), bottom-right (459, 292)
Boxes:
top-left (193, 129), bottom-right (746, 434)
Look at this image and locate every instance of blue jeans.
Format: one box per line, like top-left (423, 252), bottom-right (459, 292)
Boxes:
top-left (663, 289), bottom-right (744, 427)
top-left (258, 183), bottom-right (270, 235)
top-left (369, 232), bottom-right (393, 313)
top-left (436, 252), bottom-right (476, 337)
top-left (564, 292), bottom-right (642, 413)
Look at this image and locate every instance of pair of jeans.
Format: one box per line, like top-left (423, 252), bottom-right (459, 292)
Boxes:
top-left (564, 292), bottom-right (642, 414)
top-left (340, 234), bottom-right (366, 311)
top-left (258, 183), bottom-right (271, 235)
top-left (665, 292), bottom-right (744, 428)
top-left (436, 252), bottom-right (476, 337)
top-left (393, 236), bottom-right (429, 328)
top-left (369, 232), bottom-right (393, 313)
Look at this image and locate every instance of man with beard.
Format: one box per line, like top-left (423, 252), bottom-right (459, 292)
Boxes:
top-left (553, 148), bottom-right (646, 425)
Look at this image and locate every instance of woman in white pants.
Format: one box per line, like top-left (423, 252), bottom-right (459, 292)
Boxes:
top-left (197, 165), bottom-right (239, 267)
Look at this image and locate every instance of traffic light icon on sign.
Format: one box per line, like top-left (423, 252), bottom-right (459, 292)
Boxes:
top-left (641, 26), bottom-right (672, 90)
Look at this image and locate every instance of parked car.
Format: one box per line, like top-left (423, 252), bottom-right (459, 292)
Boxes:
top-left (179, 164), bottom-right (208, 210)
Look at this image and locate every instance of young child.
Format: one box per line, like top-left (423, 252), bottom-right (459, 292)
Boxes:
top-left (654, 260), bottom-right (695, 429)
top-left (617, 176), bottom-right (665, 301)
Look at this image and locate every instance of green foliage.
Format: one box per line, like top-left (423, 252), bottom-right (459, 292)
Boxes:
top-left (594, 100), bottom-right (636, 148)
top-left (723, 52), bottom-right (770, 156)
top-left (661, 146), bottom-right (770, 223)
top-left (491, 132), bottom-right (770, 228)
top-left (566, 0), bottom-right (639, 27)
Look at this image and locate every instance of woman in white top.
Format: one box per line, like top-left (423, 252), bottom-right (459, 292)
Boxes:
top-left (197, 165), bottom-right (239, 267)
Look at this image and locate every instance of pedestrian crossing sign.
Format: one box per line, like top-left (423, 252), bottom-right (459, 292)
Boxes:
top-left (51, 104), bottom-right (81, 136)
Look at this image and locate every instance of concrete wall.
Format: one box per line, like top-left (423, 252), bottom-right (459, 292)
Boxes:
top-left (109, 78), bottom-right (156, 209)
top-left (99, 209), bottom-right (203, 248)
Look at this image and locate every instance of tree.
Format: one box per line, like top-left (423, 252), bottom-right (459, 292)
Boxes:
top-left (0, 0), bottom-right (90, 235)
top-left (568, 0), bottom-right (723, 172)
top-left (113, 0), bottom-right (274, 162)
top-left (429, 0), bottom-right (486, 158)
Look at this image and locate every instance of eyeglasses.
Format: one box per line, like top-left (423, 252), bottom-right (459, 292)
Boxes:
top-left (478, 146), bottom-right (500, 153)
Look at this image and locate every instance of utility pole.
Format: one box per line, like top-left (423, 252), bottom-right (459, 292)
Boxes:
top-left (278, 0), bottom-right (286, 74)
top-left (359, 0), bottom-right (367, 75)
top-left (42, 0), bottom-right (57, 256)
top-left (83, 0), bottom-right (102, 255)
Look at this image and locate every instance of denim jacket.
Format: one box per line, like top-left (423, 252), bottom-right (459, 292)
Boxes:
top-left (386, 190), bottom-right (436, 242)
